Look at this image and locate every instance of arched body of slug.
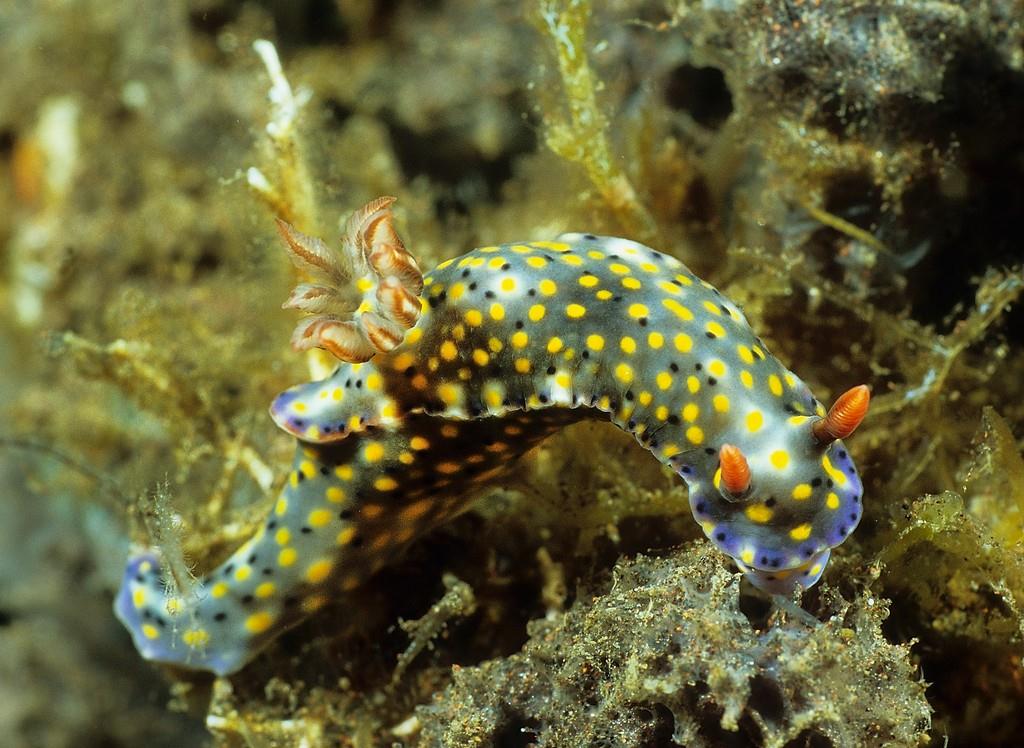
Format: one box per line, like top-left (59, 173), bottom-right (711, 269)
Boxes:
top-left (115, 203), bottom-right (868, 675)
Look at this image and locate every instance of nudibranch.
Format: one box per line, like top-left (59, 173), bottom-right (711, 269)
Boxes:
top-left (115, 197), bottom-right (869, 676)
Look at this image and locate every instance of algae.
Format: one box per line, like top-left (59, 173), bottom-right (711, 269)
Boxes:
top-left (2, 0), bottom-right (1024, 746)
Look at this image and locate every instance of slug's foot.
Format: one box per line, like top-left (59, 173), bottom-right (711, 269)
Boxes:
top-left (735, 548), bottom-right (831, 595)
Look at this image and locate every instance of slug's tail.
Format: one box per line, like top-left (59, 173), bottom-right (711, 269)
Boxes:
top-left (278, 196), bottom-right (425, 363)
top-left (113, 553), bottom-right (251, 676)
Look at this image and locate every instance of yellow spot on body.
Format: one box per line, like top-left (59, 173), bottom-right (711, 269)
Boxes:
top-left (488, 256), bottom-right (507, 269)
top-left (489, 303), bottom-right (505, 321)
top-left (142, 624), bottom-right (160, 640)
top-left (638, 391), bottom-right (653, 406)
top-left (659, 280), bottom-right (681, 295)
top-left (609, 263), bottom-right (630, 275)
top-left (785, 373), bottom-right (797, 388)
top-left (562, 254), bottom-right (583, 266)
top-left (392, 352), bottom-right (415, 371)
top-left (299, 461), bottom-right (316, 479)
top-left (620, 336), bottom-right (636, 354)
top-left (529, 304), bottom-right (546, 322)
top-left (706, 321), bottom-right (726, 338)
top-left (410, 436), bottom-right (430, 451)
top-left (512, 331), bottom-right (529, 348)
top-left (547, 336), bottom-right (563, 353)
top-left (640, 262), bottom-right (658, 273)
top-left (374, 476), bottom-right (398, 492)
top-left (255, 582), bottom-right (275, 599)
top-left (586, 334), bottom-right (605, 351)
top-left (740, 548), bottom-right (755, 564)
top-left (211, 581), bottom-right (229, 599)
top-left (305, 559), bottom-right (333, 584)
top-left (674, 333), bottom-right (693, 352)
top-left (740, 370), bottom-right (754, 389)
top-left (132, 588), bottom-right (146, 608)
top-left (713, 394), bottom-right (730, 413)
top-left (278, 548), bottom-right (297, 567)
top-left (364, 442), bottom-right (385, 462)
top-left (686, 426), bottom-right (704, 444)
top-left (484, 387), bottom-right (504, 408)
top-left (683, 403), bottom-right (699, 422)
top-left (527, 256), bottom-right (548, 268)
top-left (234, 566), bottom-right (251, 582)
top-left (566, 303), bottom-right (586, 319)
top-left (308, 509), bottom-right (333, 527)
top-left (332, 388), bottom-right (343, 401)
top-left (436, 381), bottom-right (460, 405)
top-left (656, 371), bottom-right (672, 390)
top-left (826, 492), bottom-right (841, 510)
top-left (746, 504), bottom-right (774, 523)
top-left (471, 348), bottom-right (490, 366)
top-left (501, 278), bottom-right (517, 292)
top-left (647, 331), bottom-right (664, 348)
top-left (465, 309), bottom-right (483, 326)
top-left (675, 274), bottom-right (694, 286)
top-left (628, 303), bottom-right (649, 319)
top-left (449, 282), bottom-right (466, 300)
top-left (515, 358), bottom-right (532, 374)
top-left (768, 374), bottom-right (784, 397)
top-left (709, 360), bottom-right (726, 378)
top-left (579, 274), bottom-right (599, 288)
top-left (275, 497), bottom-right (288, 516)
top-left (596, 289), bottom-right (613, 300)
top-left (587, 249), bottom-right (605, 259)
top-left (746, 410), bottom-right (764, 432)
top-left (792, 483), bottom-right (813, 500)
top-left (183, 629), bottom-right (210, 648)
top-left (275, 527), bottom-right (291, 546)
top-left (335, 465), bottom-right (354, 482)
top-left (538, 279), bottom-right (557, 296)
top-left (703, 300), bottom-right (722, 315)
top-left (655, 405), bottom-right (669, 421)
top-left (293, 402), bottom-right (307, 413)
top-left (622, 277), bottom-right (642, 290)
top-left (245, 612), bottom-right (274, 634)
top-left (440, 340), bottom-right (458, 361)
top-left (770, 450), bottom-right (790, 470)
top-left (822, 455), bottom-right (848, 485)
top-left (662, 443), bottom-right (681, 458)
top-left (555, 373), bottom-right (571, 388)
top-left (790, 524), bottom-right (813, 541)
top-left (663, 298), bottom-right (694, 321)
top-left (336, 526), bottom-right (357, 545)
top-left (687, 375), bottom-right (700, 394)
top-left (615, 363), bottom-right (634, 384)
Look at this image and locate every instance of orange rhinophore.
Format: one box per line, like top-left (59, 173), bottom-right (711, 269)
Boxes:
top-left (719, 443), bottom-right (751, 496)
top-left (812, 385), bottom-right (871, 444)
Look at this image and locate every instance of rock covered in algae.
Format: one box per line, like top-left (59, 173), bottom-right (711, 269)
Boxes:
top-left (416, 545), bottom-right (930, 747)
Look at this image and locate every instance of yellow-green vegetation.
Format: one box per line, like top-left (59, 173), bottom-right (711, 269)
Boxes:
top-left (2, 0), bottom-right (1023, 746)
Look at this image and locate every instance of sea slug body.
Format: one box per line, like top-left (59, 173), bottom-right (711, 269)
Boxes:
top-left (115, 198), bottom-right (869, 676)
